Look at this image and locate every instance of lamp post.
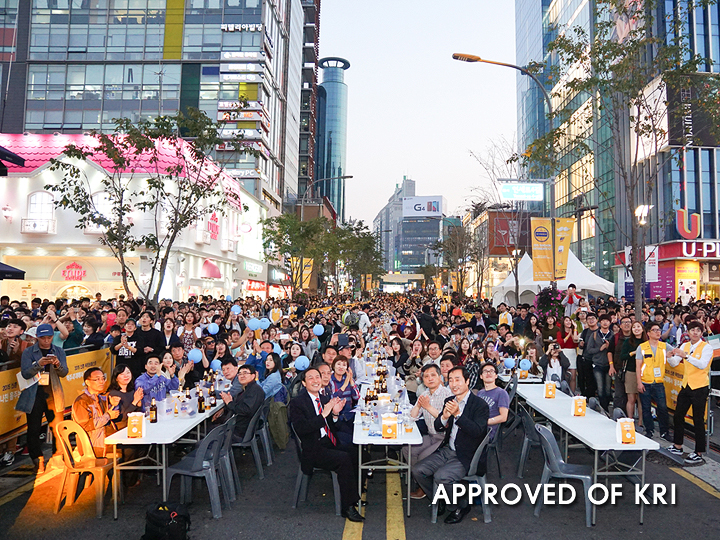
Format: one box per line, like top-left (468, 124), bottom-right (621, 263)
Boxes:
top-left (299, 175), bottom-right (353, 222)
top-left (452, 53), bottom-right (555, 219)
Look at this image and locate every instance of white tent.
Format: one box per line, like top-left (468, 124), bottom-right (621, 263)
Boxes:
top-left (491, 251), bottom-right (615, 306)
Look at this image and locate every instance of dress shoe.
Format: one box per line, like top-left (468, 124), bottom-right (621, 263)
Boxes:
top-left (410, 488), bottom-right (426, 499)
top-left (435, 500), bottom-right (446, 517)
top-left (32, 456), bottom-right (45, 474)
top-left (342, 506), bottom-right (365, 522)
top-left (444, 506), bottom-right (471, 524)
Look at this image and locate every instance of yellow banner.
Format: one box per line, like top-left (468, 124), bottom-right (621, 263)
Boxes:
top-left (291, 257), bottom-right (314, 289)
top-left (554, 217), bottom-right (575, 280)
top-left (451, 272), bottom-right (459, 292)
top-left (531, 217), bottom-right (554, 281)
top-left (0, 349), bottom-right (112, 440)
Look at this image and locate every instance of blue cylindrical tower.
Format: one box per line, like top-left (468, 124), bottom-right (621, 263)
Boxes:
top-left (315, 57), bottom-right (350, 222)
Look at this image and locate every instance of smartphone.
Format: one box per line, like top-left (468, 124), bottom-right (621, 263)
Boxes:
top-left (337, 334), bottom-right (349, 348)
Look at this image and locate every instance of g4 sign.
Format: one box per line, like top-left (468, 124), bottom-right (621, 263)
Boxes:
top-left (413, 200), bottom-right (440, 212)
top-left (676, 208), bottom-right (700, 240)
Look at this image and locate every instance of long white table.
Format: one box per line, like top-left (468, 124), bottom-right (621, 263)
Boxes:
top-left (499, 373), bottom-right (543, 384)
top-left (105, 400), bottom-right (223, 519)
top-left (353, 411), bottom-right (422, 517)
top-left (516, 385), bottom-right (659, 525)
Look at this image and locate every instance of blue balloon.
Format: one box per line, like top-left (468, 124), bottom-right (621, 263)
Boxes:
top-left (295, 356), bottom-right (310, 371)
top-left (225, 295), bottom-right (232, 302)
top-left (519, 359), bottom-right (532, 372)
top-left (248, 318), bottom-right (261, 331)
top-left (273, 343), bottom-right (282, 355)
top-left (260, 317), bottom-right (271, 330)
top-left (210, 359), bottom-right (222, 371)
top-left (208, 323), bottom-right (219, 335)
top-left (503, 358), bottom-right (516, 370)
top-left (188, 349), bottom-right (203, 363)
top-left (231, 305), bottom-right (242, 315)
top-left (313, 324), bottom-right (324, 336)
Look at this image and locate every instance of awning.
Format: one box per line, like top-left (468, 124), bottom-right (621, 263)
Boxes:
top-left (0, 145), bottom-right (26, 166)
top-left (0, 262), bottom-right (26, 280)
top-left (200, 259), bottom-right (222, 280)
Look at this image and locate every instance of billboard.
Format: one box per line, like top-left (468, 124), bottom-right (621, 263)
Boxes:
top-left (486, 210), bottom-right (533, 256)
top-left (402, 196), bottom-right (445, 217)
top-left (499, 182), bottom-right (544, 201)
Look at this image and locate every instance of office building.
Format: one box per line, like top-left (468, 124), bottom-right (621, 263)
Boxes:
top-left (314, 56), bottom-right (349, 222)
top-left (297, 0), bottom-right (320, 202)
top-left (0, 0), bottom-right (304, 213)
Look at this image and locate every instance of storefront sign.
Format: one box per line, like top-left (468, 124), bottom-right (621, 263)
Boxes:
top-left (244, 261), bottom-right (263, 274)
top-left (221, 51), bottom-right (266, 61)
top-left (531, 217), bottom-right (553, 281)
top-left (676, 208), bottom-right (701, 239)
top-left (217, 110), bottom-right (265, 122)
top-left (207, 213), bottom-right (219, 241)
top-left (221, 73), bottom-right (263, 83)
top-left (246, 279), bottom-right (266, 292)
top-left (272, 269), bottom-right (288, 282)
top-left (220, 63), bottom-right (263, 73)
top-left (62, 262), bottom-right (86, 281)
top-left (221, 23), bottom-right (263, 32)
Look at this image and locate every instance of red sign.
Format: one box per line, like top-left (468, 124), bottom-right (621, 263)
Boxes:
top-left (62, 262), bottom-right (86, 281)
top-left (246, 280), bottom-right (266, 292)
top-left (208, 212), bottom-right (220, 240)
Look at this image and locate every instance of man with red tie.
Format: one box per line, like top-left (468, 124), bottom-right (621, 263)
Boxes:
top-left (288, 367), bottom-right (364, 522)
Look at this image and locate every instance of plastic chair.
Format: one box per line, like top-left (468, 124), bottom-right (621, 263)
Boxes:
top-left (534, 425), bottom-right (593, 528)
top-left (559, 380), bottom-right (573, 396)
top-left (588, 397), bottom-right (608, 417)
top-left (166, 424), bottom-right (227, 519)
top-left (516, 405), bottom-right (542, 478)
top-left (231, 404), bottom-right (265, 479)
top-left (257, 396), bottom-right (275, 466)
top-left (290, 425), bottom-right (341, 516)
top-left (498, 372), bottom-right (519, 445)
top-left (54, 420), bottom-right (114, 518)
top-left (612, 407), bottom-right (627, 420)
top-left (219, 415), bottom-right (241, 501)
top-left (431, 431), bottom-right (493, 524)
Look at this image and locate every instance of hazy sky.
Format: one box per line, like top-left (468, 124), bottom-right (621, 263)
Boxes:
top-left (318, 0), bottom-right (518, 225)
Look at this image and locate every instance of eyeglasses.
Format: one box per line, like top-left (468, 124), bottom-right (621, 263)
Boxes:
top-left (481, 369), bottom-right (496, 374)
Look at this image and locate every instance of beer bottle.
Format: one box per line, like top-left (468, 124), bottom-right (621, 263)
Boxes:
top-left (197, 388), bottom-right (205, 414)
top-left (149, 398), bottom-right (158, 423)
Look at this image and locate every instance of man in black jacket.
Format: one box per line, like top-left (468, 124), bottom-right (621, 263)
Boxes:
top-left (288, 367), bottom-right (364, 522)
top-left (417, 305), bottom-right (438, 340)
top-left (412, 366), bottom-right (489, 524)
top-left (219, 365), bottom-right (265, 441)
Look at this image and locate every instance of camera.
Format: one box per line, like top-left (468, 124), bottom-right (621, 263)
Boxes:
top-left (552, 343), bottom-right (560, 350)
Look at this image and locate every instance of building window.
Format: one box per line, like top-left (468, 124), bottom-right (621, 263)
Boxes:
top-left (27, 191), bottom-right (55, 219)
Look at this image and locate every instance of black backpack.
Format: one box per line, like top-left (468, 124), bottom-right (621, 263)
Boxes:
top-left (142, 502), bottom-right (191, 540)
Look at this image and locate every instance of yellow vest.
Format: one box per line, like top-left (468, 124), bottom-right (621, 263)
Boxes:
top-left (680, 340), bottom-right (711, 390)
top-left (499, 312), bottom-right (513, 330)
top-left (639, 341), bottom-right (667, 384)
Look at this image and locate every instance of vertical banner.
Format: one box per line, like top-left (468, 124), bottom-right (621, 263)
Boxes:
top-left (645, 245), bottom-right (659, 282)
top-left (531, 217), bottom-right (554, 281)
top-left (553, 217), bottom-right (575, 279)
top-left (450, 272), bottom-right (459, 292)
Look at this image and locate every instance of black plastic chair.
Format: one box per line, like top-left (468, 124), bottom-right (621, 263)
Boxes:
top-left (231, 404), bottom-right (265, 479)
top-left (431, 430), bottom-right (493, 524)
top-left (498, 372), bottom-right (519, 445)
top-left (516, 405), bottom-right (542, 478)
top-left (559, 379), bottom-right (573, 396)
top-left (257, 396), bottom-right (274, 466)
top-left (534, 425), bottom-right (593, 528)
top-left (290, 425), bottom-right (341, 516)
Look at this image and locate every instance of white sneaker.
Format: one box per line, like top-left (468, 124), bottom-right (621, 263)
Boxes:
top-left (1, 451), bottom-right (15, 466)
top-left (684, 452), bottom-right (704, 465)
top-left (667, 445), bottom-right (683, 456)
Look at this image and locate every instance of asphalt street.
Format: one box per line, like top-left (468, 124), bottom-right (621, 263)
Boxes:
top-left (0, 425), bottom-right (719, 540)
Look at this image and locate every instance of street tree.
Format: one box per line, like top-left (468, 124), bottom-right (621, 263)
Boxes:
top-left (47, 108), bottom-right (254, 304)
top-left (432, 224), bottom-right (473, 297)
top-left (334, 220), bottom-right (385, 292)
top-left (523, 0), bottom-right (720, 314)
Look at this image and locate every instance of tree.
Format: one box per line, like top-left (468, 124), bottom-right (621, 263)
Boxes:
top-left (261, 213), bottom-right (332, 295)
top-left (523, 0), bottom-right (720, 315)
top-left (47, 108), bottom-right (254, 304)
top-left (432, 224), bottom-right (473, 297)
top-left (333, 220), bottom-right (385, 291)
top-left (417, 264), bottom-right (438, 289)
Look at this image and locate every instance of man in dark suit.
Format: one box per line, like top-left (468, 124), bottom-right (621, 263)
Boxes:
top-left (288, 367), bottom-right (364, 522)
top-left (412, 366), bottom-right (489, 524)
top-left (218, 364), bottom-right (265, 441)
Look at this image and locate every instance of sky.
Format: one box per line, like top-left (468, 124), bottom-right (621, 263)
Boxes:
top-left (318, 0), bottom-right (518, 225)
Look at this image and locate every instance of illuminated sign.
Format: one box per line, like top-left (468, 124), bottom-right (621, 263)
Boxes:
top-left (246, 279), bottom-right (266, 291)
top-left (499, 182), bottom-right (544, 201)
top-left (220, 63), bottom-right (263, 73)
top-left (221, 23), bottom-right (263, 32)
top-left (221, 51), bottom-right (266, 61)
top-left (244, 261), bottom-right (263, 274)
top-left (62, 262), bottom-right (86, 281)
top-left (221, 73), bottom-right (263, 83)
top-left (217, 110), bottom-right (266, 122)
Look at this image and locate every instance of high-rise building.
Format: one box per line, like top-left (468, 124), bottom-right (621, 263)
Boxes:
top-left (297, 0), bottom-right (320, 203)
top-left (314, 56), bottom-right (349, 222)
top-left (0, 0), bottom-right (304, 213)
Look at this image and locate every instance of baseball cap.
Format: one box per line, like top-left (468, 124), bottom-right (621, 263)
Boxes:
top-left (36, 323), bottom-right (54, 337)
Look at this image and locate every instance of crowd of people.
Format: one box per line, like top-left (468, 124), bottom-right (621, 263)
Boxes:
top-left (0, 285), bottom-right (717, 522)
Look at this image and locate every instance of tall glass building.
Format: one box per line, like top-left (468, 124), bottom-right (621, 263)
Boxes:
top-left (314, 56), bottom-right (349, 222)
top-left (0, 0), bottom-right (304, 211)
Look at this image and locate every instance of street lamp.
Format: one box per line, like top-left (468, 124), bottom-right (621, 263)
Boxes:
top-left (634, 205), bottom-right (653, 226)
top-left (299, 175), bottom-right (354, 221)
top-left (452, 52), bottom-right (556, 218)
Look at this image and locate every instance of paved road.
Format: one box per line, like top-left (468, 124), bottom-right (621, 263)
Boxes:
top-left (1, 426), bottom-right (719, 540)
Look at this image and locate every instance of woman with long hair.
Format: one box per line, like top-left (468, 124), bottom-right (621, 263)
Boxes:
top-left (523, 313), bottom-right (544, 349)
top-left (260, 353), bottom-right (283, 398)
top-left (522, 343), bottom-right (543, 377)
top-left (619, 321), bottom-right (647, 427)
top-left (161, 317), bottom-right (181, 350)
top-left (107, 364), bottom-right (143, 428)
top-left (178, 311), bottom-right (201, 354)
top-left (557, 316), bottom-right (580, 392)
top-left (298, 325), bottom-right (320, 360)
top-left (402, 339), bottom-right (426, 402)
top-left (483, 340), bottom-right (501, 365)
top-left (386, 337), bottom-right (409, 372)
top-left (539, 342), bottom-right (570, 384)
top-left (541, 315), bottom-right (560, 346)
top-left (457, 337), bottom-right (472, 366)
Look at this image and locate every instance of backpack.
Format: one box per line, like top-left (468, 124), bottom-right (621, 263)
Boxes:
top-left (342, 310), bottom-right (360, 327)
top-left (142, 502), bottom-right (191, 540)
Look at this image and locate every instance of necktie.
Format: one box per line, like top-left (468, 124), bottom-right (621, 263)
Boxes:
top-left (315, 397), bottom-right (337, 446)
